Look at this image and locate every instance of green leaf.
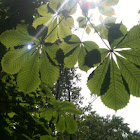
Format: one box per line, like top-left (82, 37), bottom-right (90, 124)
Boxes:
top-left (62, 0), bottom-right (77, 15)
top-left (62, 36), bottom-right (100, 71)
top-left (108, 24), bottom-right (127, 49)
top-left (37, 4), bottom-right (48, 17)
top-left (86, 26), bottom-right (91, 34)
top-left (65, 115), bottom-right (77, 134)
top-left (40, 48), bottom-right (59, 87)
top-left (100, 63), bottom-right (111, 95)
top-left (45, 18), bottom-right (57, 43)
top-left (45, 44), bottom-right (59, 64)
top-left (52, 112), bottom-right (59, 124)
top-left (16, 24), bottom-right (29, 35)
top-left (78, 46), bottom-right (90, 71)
top-left (116, 25), bottom-right (140, 49)
top-left (2, 47), bottom-right (30, 74)
top-left (22, 134), bottom-right (32, 140)
top-left (64, 34), bottom-right (81, 43)
top-left (17, 50), bottom-right (40, 93)
top-left (8, 112), bottom-right (16, 118)
top-left (117, 56), bottom-right (140, 97)
top-left (84, 41), bottom-right (101, 67)
top-left (49, 0), bottom-right (62, 12)
top-left (101, 58), bottom-right (130, 111)
top-left (32, 15), bottom-right (52, 29)
top-left (61, 101), bottom-right (75, 108)
top-left (63, 107), bottom-right (82, 115)
top-left (64, 46), bottom-right (81, 68)
top-left (0, 29), bottom-right (33, 48)
top-left (40, 108), bottom-right (53, 121)
top-left (100, 26), bottom-right (108, 40)
top-left (40, 84), bottom-right (54, 98)
top-left (56, 115), bottom-right (65, 132)
top-left (64, 17), bottom-right (74, 27)
top-left (87, 56), bottom-right (110, 95)
top-left (77, 17), bottom-right (87, 28)
top-left (118, 49), bottom-right (140, 65)
top-left (61, 101), bottom-right (82, 115)
top-left (40, 135), bottom-right (56, 140)
top-left (58, 20), bottom-right (72, 40)
top-left (91, 48), bottom-right (109, 67)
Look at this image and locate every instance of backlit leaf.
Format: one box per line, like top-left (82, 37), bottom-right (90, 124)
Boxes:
top-left (65, 115), bottom-right (77, 134)
top-left (2, 47), bottom-right (30, 74)
top-left (32, 15), bottom-right (52, 29)
top-left (116, 25), bottom-right (140, 49)
top-left (37, 4), bottom-right (48, 17)
top-left (49, 0), bottom-right (63, 12)
top-left (101, 58), bottom-right (130, 110)
top-left (45, 18), bottom-right (57, 43)
top-left (87, 56), bottom-right (110, 95)
top-left (56, 115), bottom-right (65, 132)
top-left (17, 50), bottom-right (40, 93)
top-left (40, 48), bottom-right (59, 87)
top-left (119, 49), bottom-right (140, 65)
top-left (0, 30), bottom-right (32, 48)
top-left (117, 56), bottom-right (140, 97)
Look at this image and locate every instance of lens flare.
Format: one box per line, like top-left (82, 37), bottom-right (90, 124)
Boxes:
top-left (27, 44), bottom-right (32, 50)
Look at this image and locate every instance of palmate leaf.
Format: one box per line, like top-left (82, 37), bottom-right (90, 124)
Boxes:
top-left (2, 48), bottom-right (30, 74)
top-left (1, 24), bottom-right (60, 93)
top-left (17, 50), bottom-right (40, 93)
top-left (0, 25), bottom-right (33, 48)
top-left (87, 24), bottom-right (140, 110)
top-left (33, 4), bottom-right (73, 43)
top-left (116, 25), bottom-right (140, 49)
top-left (101, 58), bottom-right (130, 111)
top-left (40, 48), bottom-right (59, 87)
top-left (61, 35), bottom-right (101, 71)
top-left (117, 56), bottom-right (140, 97)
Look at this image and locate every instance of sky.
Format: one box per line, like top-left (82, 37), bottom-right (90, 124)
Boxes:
top-left (75, 0), bottom-right (140, 131)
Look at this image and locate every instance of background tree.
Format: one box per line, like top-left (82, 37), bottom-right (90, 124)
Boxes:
top-left (58, 111), bottom-right (140, 140)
